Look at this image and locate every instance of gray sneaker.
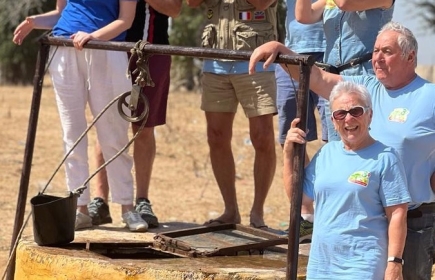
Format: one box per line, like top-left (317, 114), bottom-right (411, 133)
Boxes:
top-left (122, 210), bottom-right (148, 232)
top-left (87, 197), bottom-right (113, 225)
top-left (135, 198), bottom-right (159, 228)
top-left (75, 212), bottom-right (93, 230)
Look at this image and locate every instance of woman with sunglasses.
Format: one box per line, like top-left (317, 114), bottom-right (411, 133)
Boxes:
top-left (283, 81), bottom-right (410, 280)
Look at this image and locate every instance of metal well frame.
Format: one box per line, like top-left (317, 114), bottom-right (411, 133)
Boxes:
top-left (7, 36), bottom-right (313, 280)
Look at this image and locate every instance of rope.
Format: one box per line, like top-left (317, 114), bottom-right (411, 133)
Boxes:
top-left (127, 40), bottom-right (155, 88)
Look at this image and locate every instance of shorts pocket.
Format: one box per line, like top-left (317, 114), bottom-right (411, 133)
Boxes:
top-left (201, 24), bottom-right (217, 48)
top-left (232, 22), bottom-right (276, 51)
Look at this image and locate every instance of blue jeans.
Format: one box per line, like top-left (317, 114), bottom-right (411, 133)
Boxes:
top-left (402, 210), bottom-right (435, 280)
top-left (325, 100), bottom-right (340, 141)
top-left (275, 52), bottom-right (325, 144)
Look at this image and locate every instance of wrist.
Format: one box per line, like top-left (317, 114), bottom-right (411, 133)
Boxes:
top-left (387, 256), bottom-right (404, 265)
top-left (25, 16), bottom-right (36, 27)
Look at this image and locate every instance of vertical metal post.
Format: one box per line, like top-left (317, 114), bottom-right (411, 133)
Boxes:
top-left (6, 42), bottom-right (49, 280)
top-left (286, 62), bottom-right (311, 280)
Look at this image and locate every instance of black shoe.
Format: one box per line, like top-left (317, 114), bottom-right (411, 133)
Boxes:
top-left (135, 198), bottom-right (159, 228)
top-left (87, 197), bottom-right (113, 225)
top-left (299, 218), bottom-right (313, 244)
top-left (282, 217), bottom-right (313, 244)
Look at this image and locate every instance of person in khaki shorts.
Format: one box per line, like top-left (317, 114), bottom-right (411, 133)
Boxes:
top-left (186, 0), bottom-right (278, 229)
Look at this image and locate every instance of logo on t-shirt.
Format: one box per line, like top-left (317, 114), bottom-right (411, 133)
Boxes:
top-left (388, 108), bottom-right (409, 123)
top-left (325, 0), bottom-right (337, 9)
top-left (348, 171), bottom-right (370, 187)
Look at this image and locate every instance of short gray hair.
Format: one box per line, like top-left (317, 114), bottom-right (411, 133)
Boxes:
top-left (379, 21), bottom-right (418, 67)
top-left (329, 81), bottom-right (372, 110)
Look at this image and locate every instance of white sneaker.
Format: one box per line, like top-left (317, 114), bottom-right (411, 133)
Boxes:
top-left (122, 210), bottom-right (148, 232)
top-left (75, 212), bottom-right (93, 230)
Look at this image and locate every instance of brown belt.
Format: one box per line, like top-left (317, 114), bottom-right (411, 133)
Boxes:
top-left (407, 203), bottom-right (435, 219)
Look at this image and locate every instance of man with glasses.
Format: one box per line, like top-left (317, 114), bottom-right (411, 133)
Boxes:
top-left (249, 21), bottom-right (435, 280)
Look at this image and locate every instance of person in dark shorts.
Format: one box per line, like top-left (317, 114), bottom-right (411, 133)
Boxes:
top-left (89, 0), bottom-right (182, 229)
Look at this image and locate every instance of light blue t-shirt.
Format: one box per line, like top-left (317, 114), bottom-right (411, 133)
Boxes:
top-left (345, 75), bottom-right (435, 207)
top-left (323, 1), bottom-right (394, 75)
top-left (285, 0), bottom-right (325, 53)
top-left (53, 0), bottom-right (136, 41)
top-left (304, 140), bottom-right (410, 279)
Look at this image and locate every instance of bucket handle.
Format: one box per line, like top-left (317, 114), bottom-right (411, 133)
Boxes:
top-left (72, 186), bottom-right (87, 197)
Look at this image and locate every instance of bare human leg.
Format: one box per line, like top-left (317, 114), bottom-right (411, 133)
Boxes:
top-left (204, 111), bottom-right (241, 225)
top-left (248, 114), bottom-right (276, 228)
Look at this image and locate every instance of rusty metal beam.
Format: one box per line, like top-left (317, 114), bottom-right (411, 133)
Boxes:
top-left (40, 36), bottom-right (315, 66)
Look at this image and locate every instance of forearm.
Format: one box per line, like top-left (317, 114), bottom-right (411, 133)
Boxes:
top-left (384, 204), bottom-right (407, 280)
top-left (280, 62), bottom-right (339, 100)
top-left (333, 0), bottom-right (393, 11)
top-left (386, 205), bottom-right (407, 258)
top-left (247, 0), bottom-right (276, 10)
top-left (27, 10), bottom-right (63, 30)
top-left (295, 0), bottom-right (324, 24)
top-left (147, 0), bottom-right (182, 18)
top-left (310, 66), bottom-right (342, 99)
top-left (186, 0), bottom-right (203, 8)
top-left (283, 147), bottom-right (295, 200)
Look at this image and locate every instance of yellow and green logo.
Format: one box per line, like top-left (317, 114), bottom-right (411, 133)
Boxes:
top-left (388, 108), bottom-right (409, 123)
top-left (348, 171), bottom-right (370, 187)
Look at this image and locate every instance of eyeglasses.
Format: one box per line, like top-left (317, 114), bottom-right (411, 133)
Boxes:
top-left (332, 106), bottom-right (369, 120)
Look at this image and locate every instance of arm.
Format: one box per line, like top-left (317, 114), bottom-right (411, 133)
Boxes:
top-left (332, 0), bottom-right (393, 11)
top-left (88, 1), bottom-right (136, 41)
top-left (71, 0), bottom-right (137, 50)
top-left (147, 0), bottom-right (182, 18)
top-left (247, 0), bottom-right (277, 11)
top-left (384, 204), bottom-right (407, 280)
top-left (283, 118), bottom-right (314, 203)
top-left (186, 0), bottom-right (204, 8)
top-left (295, 0), bottom-right (326, 24)
top-left (12, 0), bottom-right (67, 45)
top-left (249, 41), bottom-right (342, 100)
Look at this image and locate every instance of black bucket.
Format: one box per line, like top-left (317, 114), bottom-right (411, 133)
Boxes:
top-left (30, 192), bottom-right (78, 246)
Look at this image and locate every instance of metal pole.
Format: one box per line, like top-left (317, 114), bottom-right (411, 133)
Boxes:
top-left (40, 36), bottom-right (313, 66)
top-left (7, 42), bottom-right (50, 280)
top-left (286, 63), bottom-right (311, 280)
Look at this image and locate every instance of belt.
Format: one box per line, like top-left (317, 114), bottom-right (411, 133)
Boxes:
top-left (314, 53), bottom-right (373, 74)
top-left (407, 202), bottom-right (435, 219)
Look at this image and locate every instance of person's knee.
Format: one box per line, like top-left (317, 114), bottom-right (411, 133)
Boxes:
top-left (207, 128), bottom-right (231, 149)
top-left (250, 130), bottom-right (275, 152)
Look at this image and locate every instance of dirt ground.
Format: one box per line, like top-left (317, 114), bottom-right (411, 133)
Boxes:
top-left (0, 79), bottom-right (434, 278)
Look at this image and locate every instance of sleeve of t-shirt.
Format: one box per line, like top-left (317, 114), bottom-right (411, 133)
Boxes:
top-left (378, 147), bottom-right (411, 207)
top-left (303, 152), bottom-right (319, 200)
